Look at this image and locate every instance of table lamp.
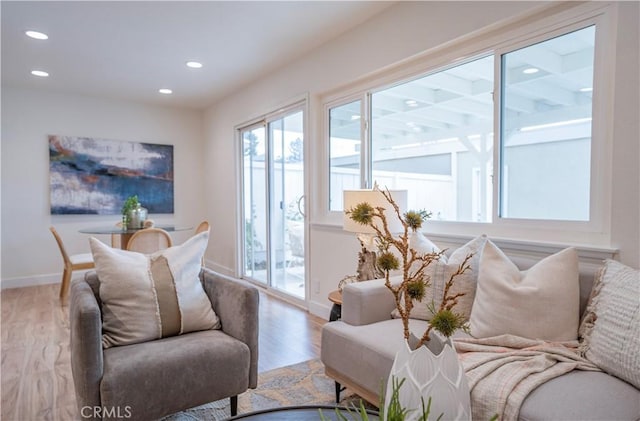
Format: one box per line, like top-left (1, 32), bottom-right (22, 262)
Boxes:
top-left (343, 188), bottom-right (408, 282)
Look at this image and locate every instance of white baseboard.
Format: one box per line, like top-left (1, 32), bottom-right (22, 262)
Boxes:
top-left (308, 300), bottom-right (332, 321)
top-left (1, 269), bottom-right (98, 290)
top-left (203, 260), bottom-right (235, 277)
top-left (1, 261), bottom-right (229, 290)
top-left (1, 273), bottom-right (59, 289)
top-left (202, 258), bottom-right (333, 321)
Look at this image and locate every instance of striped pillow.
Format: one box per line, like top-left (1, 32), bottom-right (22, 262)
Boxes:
top-left (579, 260), bottom-right (640, 388)
top-left (89, 231), bottom-right (220, 348)
top-left (391, 234), bottom-right (487, 321)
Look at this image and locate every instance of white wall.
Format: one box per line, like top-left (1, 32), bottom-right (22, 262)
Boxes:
top-left (609, 3), bottom-right (640, 268)
top-left (1, 87), bottom-right (205, 288)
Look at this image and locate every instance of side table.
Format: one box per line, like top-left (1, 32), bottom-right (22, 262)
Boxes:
top-left (328, 290), bottom-right (342, 322)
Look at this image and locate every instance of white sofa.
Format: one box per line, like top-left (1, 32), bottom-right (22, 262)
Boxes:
top-left (321, 252), bottom-right (640, 420)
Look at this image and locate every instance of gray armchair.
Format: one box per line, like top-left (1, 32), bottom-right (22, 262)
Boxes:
top-left (69, 268), bottom-right (259, 420)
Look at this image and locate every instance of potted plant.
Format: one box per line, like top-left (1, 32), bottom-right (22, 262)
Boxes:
top-left (320, 377), bottom-right (436, 421)
top-left (346, 187), bottom-right (472, 420)
top-left (121, 195), bottom-right (147, 229)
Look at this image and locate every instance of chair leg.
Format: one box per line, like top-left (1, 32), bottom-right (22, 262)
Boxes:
top-left (59, 267), bottom-right (72, 300)
top-left (230, 395), bottom-right (238, 416)
top-left (335, 381), bottom-right (342, 403)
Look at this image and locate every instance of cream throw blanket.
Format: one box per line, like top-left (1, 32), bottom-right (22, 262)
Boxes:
top-left (454, 335), bottom-right (600, 421)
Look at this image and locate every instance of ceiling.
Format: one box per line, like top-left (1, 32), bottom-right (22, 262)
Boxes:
top-left (3, 1), bottom-right (595, 148)
top-left (1, 1), bottom-right (394, 109)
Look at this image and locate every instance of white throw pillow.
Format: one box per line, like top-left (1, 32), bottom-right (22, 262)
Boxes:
top-left (580, 260), bottom-right (640, 388)
top-left (409, 231), bottom-right (441, 255)
top-left (89, 231), bottom-right (220, 348)
top-left (469, 241), bottom-right (579, 341)
top-left (392, 234), bottom-right (487, 321)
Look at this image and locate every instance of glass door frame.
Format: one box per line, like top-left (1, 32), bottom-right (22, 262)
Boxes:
top-left (236, 98), bottom-right (309, 307)
top-left (239, 121), bottom-right (268, 286)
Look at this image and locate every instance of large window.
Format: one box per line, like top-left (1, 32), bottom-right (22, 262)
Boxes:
top-left (500, 26), bottom-right (594, 221)
top-left (327, 22), bottom-right (598, 227)
top-left (371, 55), bottom-right (494, 222)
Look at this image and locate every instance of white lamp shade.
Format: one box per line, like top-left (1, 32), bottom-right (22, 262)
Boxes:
top-left (343, 189), bottom-right (408, 234)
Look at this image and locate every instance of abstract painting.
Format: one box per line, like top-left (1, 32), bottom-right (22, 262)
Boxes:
top-left (49, 135), bottom-right (174, 215)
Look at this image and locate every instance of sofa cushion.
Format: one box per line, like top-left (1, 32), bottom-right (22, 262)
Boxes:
top-left (392, 234), bottom-right (487, 321)
top-left (90, 231), bottom-right (220, 348)
top-left (469, 241), bottom-right (579, 341)
top-left (579, 259), bottom-right (640, 388)
top-left (519, 370), bottom-right (640, 421)
top-left (323, 320), bottom-right (640, 421)
top-left (322, 318), bottom-right (431, 399)
top-left (101, 329), bottom-right (250, 420)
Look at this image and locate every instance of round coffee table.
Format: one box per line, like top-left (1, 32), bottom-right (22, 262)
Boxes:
top-left (228, 405), bottom-right (379, 420)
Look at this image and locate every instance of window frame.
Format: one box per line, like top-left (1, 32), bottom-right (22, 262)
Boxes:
top-left (317, 2), bottom-right (615, 247)
top-left (492, 17), bottom-right (611, 238)
top-left (235, 96), bottom-right (310, 289)
top-left (326, 95), bottom-right (366, 212)
top-left (368, 52), bottom-right (495, 224)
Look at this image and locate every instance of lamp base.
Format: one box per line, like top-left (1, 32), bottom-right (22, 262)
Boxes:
top-left (338, 234), bottom-right (385, 291)
top-left (356, 243), bottom-right (384, 282)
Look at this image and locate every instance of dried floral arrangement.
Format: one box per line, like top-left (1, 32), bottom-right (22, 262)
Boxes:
top-left (346, 188), bottom-right (472, 347)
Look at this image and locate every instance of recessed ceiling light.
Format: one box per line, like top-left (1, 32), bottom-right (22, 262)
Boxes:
top-left (26, 30), bottom-right (48, 40)
top-left (405, 100), bottom-right (418, 107)
top-left (158, 88), bottom-right (173, 95)
top-left (31, 70), bottom-right (49, 77)
top-left (186, 61), bottom-right (203, 69)
top-left (350, 115), bottom-right (360, 120)
top-left (580, 87), bottom-right (593, 92)
top-left (523, 67), bottom-right (539, 74)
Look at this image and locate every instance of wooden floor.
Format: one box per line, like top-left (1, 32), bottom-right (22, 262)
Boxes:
top-left (0, 282), bottom-right (327, 421)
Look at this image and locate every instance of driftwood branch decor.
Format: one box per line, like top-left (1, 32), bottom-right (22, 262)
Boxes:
top-left (345, 187), bottom-right (471, 346)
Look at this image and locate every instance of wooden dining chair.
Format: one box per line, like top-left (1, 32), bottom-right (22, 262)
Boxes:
top-left (126, 228), bottom-right (173, 254)
top-left (194, 221), bottom-right (210, 266)
top-left (50, 226), bottom-right (95, 300)
top-left (195, 220), bottom-right (210, 235)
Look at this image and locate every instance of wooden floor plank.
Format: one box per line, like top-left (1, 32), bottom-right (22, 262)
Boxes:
top-left (1, 282), bottom-right (327, 420)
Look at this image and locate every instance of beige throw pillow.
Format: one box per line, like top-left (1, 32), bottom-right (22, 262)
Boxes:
top-left (469, 241), bottom-right (579, 341)
top-left (580, 260), bottom-right (639, 388)
top-left (392, 234), bottom-right (487, 321)
top-left (89, 231), bottom-right (220, 348)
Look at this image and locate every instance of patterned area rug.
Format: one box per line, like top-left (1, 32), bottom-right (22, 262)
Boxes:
top-left (163, 359), bottom-right (368, 420)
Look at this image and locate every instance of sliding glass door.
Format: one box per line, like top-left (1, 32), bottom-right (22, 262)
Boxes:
top-left (242, 124), bottom-right (268, 284)
top-left (240, 105), bottom-right (305, 300)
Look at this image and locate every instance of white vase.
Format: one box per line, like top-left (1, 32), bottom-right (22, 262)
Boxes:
top-left (384, 332), bottom-right (471, 421)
